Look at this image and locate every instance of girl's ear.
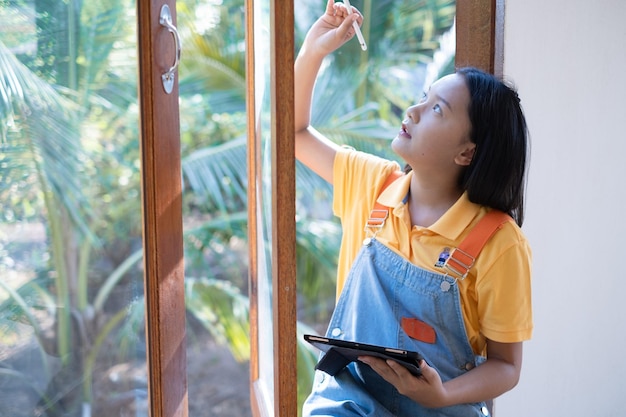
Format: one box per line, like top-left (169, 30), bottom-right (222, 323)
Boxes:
top-left (455, 143), bottom-right (476, 166)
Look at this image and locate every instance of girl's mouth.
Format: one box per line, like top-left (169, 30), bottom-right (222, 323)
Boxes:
top-left (399, 123), bottom-right (411, 139)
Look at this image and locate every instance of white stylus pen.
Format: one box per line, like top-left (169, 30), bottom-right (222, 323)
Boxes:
top-left (343, 0), bottom-right (367, 51)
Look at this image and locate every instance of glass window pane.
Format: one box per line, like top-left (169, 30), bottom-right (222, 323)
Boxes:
top-left (176, 0), bottom-right (252, 416)
top-left (0, 1), bottom-right (146, 416)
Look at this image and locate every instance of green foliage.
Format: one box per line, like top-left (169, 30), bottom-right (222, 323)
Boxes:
top-left (296, 217), bottom-right (341, 322)
top-left (182, 137), bottom-right (248, 213)
top-left (1, 1), bottom-right (143, 415)
top-left (185, 277), bottom-right (250, 362)
top-left (297, 321), bottom-right (322, 416)
top-left (0, 42), bottom-right (90, 229)
top-left (177, 0), bottom-right (246, 116)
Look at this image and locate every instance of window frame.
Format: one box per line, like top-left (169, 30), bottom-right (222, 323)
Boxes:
top-left (245, 1), bottom-right (504, 416)
top-left (132, 0), bottom-right (506, 415)
top-left (138, 1), bottom-right (188, 416)
top-left (246, 0), bottom-right (297, 415)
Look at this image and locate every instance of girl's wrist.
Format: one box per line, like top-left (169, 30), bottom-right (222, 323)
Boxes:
top-left (297, 44), bottom-right (329, 63)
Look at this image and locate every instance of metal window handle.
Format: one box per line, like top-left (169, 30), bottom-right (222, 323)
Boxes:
top-left (159, 4), bottom-right (181, 94)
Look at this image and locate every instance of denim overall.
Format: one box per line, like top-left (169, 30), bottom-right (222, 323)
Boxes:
top-left (302, 237), bottom-right (490, 417)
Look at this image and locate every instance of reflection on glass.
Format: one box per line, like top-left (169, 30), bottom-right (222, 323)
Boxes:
top-left (255, 0), bottom-right (275, 410)
top-left (0, 2), bottom-right (146, 416)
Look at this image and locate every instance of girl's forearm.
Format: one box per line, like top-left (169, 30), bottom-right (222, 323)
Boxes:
top-left (438, 356), bottom-right (521, 407)
top-left (294, 49), bottom-right (325, 133)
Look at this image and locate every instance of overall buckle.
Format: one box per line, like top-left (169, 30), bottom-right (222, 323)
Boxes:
top-left (363, 209), bottom-right (389, 242)
top-left (443, 247), bottom-right (475, 280)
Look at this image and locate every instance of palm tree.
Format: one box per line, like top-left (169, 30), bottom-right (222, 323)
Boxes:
top-left (1, 0), bottom-right (147, 415)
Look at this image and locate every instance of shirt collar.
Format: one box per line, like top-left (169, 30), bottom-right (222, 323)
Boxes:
top-left (376, 171), bottom-right (482, 240)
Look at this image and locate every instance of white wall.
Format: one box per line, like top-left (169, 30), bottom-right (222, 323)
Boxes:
top-left (499, 0), bottom-right (626, 415)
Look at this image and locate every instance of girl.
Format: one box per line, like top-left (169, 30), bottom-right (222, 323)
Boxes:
top-left (295, 1), bottom-right (532, 416)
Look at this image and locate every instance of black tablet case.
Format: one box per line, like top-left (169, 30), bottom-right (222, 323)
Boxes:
top-left (304, 334), bottom-right (423, 376)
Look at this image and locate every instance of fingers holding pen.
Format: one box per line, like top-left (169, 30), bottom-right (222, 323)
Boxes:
top-left (301, 0), bottom-right (365, 56)
top-left (339, 14), bottom-right (362, 44)
top-left (331, 0), bottom-right (367, 50)
top-left (325, 0), bottom-right (363, 26)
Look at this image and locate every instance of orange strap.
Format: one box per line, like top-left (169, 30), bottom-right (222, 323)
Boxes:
top-left (444, 210), bottom-right (512, 279)
top-left (366, 171), bottom-right (404, 228)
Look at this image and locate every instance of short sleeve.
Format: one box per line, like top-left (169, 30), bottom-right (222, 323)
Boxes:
top-left (476, 230), bottom-right (533, 343)
top-left (333, 147), bottom-right (401, 219)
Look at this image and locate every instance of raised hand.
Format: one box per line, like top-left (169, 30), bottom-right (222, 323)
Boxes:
top-left (300, 0), bottom-right (364, 57)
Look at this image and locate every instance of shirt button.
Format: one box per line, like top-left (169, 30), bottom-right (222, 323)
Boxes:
top-left (481, 405), bottom-right (490, 416)
top-left (464, 362), bottom-right (475, 371)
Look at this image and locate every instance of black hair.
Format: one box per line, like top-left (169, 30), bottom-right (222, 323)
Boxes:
top-left (457, 67), bottom-right (529, 226)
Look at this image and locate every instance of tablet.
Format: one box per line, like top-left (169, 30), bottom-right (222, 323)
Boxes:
top-left (304, 334), bottom-right (423, 376)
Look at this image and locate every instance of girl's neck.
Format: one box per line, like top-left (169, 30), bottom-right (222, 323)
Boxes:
top-left (407, 177), bottom-right (462, 227)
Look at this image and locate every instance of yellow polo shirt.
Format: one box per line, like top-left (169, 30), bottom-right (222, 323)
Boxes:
top-left (333, 147), bottom-right (533, 355)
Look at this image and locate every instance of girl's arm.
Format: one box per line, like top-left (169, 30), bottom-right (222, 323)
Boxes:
top-left (359, 339), bottom-right (523, 408)
top-left (294, 0), bottom-right (363, 184)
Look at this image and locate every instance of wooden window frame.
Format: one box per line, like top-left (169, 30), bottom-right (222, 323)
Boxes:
top-left (455, 0), bottom-right (505, 77)
top-left (246, 0), bottom-right (296, 416)
top-left (138, 1), bottom-right (188, 416)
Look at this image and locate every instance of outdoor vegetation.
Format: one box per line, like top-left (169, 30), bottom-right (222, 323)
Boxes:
top-left (0, 0), bottom-right (455, 415)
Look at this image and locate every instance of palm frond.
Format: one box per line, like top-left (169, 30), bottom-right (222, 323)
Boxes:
top-left (78, 0), bottom-right (131, 102)
top-left (295, 218), bottom-right (340, 322)
top-left (310, 67), bottom-right (400, 162)
top-left (178, 0), bottom-right (246, 113)
top-left (0, 42), bottom-right (93, 235)
top-left (0, 42), bottom-right (74, 140)
top-left (310, 66), bottom-right (365, 126)
top-left (181, 35), bottom-right (245, 88)
top-left (182, 135), bottom-right (247, 213)
top-left (0, 279), bottom-right (54, 378)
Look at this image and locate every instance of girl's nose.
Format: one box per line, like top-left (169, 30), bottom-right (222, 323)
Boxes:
top-left (406, 105), bottom-right (420, 122)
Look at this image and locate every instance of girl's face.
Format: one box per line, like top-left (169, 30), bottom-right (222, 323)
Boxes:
top-left (392, 74), bottom-right (475, 175)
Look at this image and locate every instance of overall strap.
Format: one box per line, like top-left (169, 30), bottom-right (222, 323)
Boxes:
top-left (443, 210), bottom-right (513, 280)
top-left (365, 170), bottom-right (404, 230)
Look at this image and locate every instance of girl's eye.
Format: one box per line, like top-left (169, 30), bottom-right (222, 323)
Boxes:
top-left (419, 92), bottom-right (428, 103)
top-left (433, 103), bottom-right (442, 115)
